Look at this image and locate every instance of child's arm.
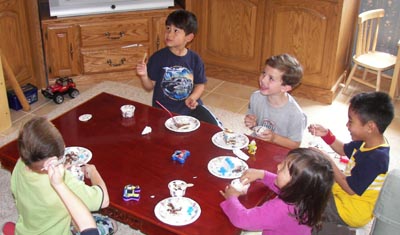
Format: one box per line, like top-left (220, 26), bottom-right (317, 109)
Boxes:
top-left (136, 55), bottom-right (155, 91)
top-left (322, 151), bottom-right (356, 195)
top-left (48, 164), bottom-right (98, 233)
top-left (82, 164), bottom-right (110, 208)
top-left (308, 124), bottom-right (345, 156)
top-left (185, 83), bottom-right (205, 109)
top-left (257, 130), bottom-right (300, 149)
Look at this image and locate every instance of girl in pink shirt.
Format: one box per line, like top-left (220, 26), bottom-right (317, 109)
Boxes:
top-left (220, 148), bottom-right (334, 235)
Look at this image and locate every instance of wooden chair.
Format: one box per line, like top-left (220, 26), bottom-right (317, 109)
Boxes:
top-left (344, 9), bottom-right (400, 98)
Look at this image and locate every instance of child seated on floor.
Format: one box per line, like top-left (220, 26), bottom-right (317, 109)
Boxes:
top-left (244, 54), bottom-right (307, 149)
top-left (220, 148), bottom-right (334, 235)
top-left (10, 116), bottom-right (113, 235)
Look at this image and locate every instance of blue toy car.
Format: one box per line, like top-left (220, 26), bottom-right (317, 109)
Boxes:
top-left (123, 184), bottom-right (140, 201)
top-left (172, 150), bottom-right (190, 164)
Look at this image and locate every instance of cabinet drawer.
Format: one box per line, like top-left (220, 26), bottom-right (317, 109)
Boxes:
top-left (80, 19), bottom-right (149, 47)
top-left (81, 45), bottom-right (147, 73)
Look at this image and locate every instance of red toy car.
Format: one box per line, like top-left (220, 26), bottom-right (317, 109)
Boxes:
top-left (42, 77), bottom-right (79, 104)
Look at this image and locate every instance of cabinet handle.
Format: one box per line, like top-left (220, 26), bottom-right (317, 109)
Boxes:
top-left (70, 43), bottom-right (73, 60)
top-left (107, 58), bottom-right (126, 67)
top-left (104, 31), bottom-right (125, 40)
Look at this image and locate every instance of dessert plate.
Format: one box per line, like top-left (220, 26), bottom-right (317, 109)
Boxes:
top-left (64, 146), bottom-right (92, 166)
top-left (211, 131), bottom-right (249, 150)
top-left (207, 156), bottom-right (248, 179)
top-left (154, 197), bottom-right (201, 226)
top-left (165, 116), bottom-right (200, 133)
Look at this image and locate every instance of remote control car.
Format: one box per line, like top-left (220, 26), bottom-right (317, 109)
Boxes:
top-left (41, 77), bottom-right (79, 104)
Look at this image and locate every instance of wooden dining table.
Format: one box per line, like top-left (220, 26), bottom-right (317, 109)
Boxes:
top-left (0, 92), bottom-right (290, 235)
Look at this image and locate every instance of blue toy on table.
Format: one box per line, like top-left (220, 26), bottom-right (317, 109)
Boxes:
top-left (172, 150), bottom-right (190, 164)
top-left (123, 184), bottom-right (141, 201)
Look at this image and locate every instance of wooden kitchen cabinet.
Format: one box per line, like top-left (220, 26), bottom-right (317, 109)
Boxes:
top-left (0, 0), bottom-right (45, 88)
top-left (43, 24), bottom-right (80, 77)
top-left (187, 0), bottom-right (360, 104)
top-left (41, 9), bottom-right (172, 79)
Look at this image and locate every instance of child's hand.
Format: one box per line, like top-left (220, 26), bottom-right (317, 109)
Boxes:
top-left (240, 168), bottom-right (264, 184)
top-left (244, 114), bottom-right (257, 128)
top-left (81, 164), bottom-right (96, 180)
top-left (219, 185), bottom-right (243, 199)
top-left (256, 129), bottom-right (275, 142)
top-left (308, 124), bottom-right (329, 137)
top-left (48, 164), bottom-right (65, 187)
top-left (185, 97), bottom-right (198, 110)
top-left (136, 53), bottom-right (148, 77)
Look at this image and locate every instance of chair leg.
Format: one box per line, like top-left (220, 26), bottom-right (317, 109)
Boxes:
top-left (344, 65), bottom-right (358, 92)
top-left (362, 69), bottom-right (368, 80)
top-left (376, 71), bottom-right (381, 91)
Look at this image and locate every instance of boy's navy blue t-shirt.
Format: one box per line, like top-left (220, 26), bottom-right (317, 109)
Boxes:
top-left (147, 47), bottom-right (207, 115)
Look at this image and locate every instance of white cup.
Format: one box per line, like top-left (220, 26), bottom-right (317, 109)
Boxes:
top-left (231, 178), bottom-right (250, 194)
top-left (168, 180), bottom-right (188, 197)
top-left (120, 105), bottom-right (135, 118)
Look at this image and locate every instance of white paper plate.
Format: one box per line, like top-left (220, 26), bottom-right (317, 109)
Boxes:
top-left (64, 146), bottom-right (92, 166)
top-left (154, 197), bottom-right (201, 226)
top-left (211, 131), bottom-right (249, 150)
top-left (207, 156), bottom-right (248, 179)
top-left (165, 116), bottom-right (200, 133)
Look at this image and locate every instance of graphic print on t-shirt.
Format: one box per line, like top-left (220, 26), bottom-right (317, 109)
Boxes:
top-left (262, 119), bottom-right (276, 132)
top-left (161, 66), bottom-right (194, 101)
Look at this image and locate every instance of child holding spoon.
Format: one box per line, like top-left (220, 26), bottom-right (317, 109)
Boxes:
top-left (10, 116), bottom-right (112, 235)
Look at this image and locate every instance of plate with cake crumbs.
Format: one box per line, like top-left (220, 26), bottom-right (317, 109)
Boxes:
top-left (211, 131), bottom-right (249, 150)
top-left (165, 115), bottom-right (200, 133)
top-left (154, 197), bottom-right (201, 226)
top-left (64, 146), bottom-right (92, 166)
top-left (207, 156), bottom-right (248, 179)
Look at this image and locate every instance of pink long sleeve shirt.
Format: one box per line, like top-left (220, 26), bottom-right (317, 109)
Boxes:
top-left (220, 171), bottom-right (311, 235)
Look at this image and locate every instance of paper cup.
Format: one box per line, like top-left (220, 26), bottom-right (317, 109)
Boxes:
top-left (120, 105), bottom-right (135, 118)
top-left (231, 178), bottom-right (250, 194)
top-left (168, 180), bottom-right (187, 197)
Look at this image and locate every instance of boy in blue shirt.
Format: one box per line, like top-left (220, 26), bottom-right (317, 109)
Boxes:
top-left (136, 9), bottom-right (219, 126)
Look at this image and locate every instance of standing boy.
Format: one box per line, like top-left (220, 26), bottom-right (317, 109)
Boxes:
top-left (245, 54), bottom-right (306, 149)
top-left (136, 9), bottom-right (219, 125)
top-left (309, 91), bottom-right (394, 228)
top-left (11, 116), bottom-right (110, 235)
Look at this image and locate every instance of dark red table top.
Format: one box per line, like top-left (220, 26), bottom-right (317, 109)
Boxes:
top-left (0, 92), bottom-right (290, 235)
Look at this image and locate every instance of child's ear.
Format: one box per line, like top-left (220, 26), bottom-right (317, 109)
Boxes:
top-left (42, 156), bottom-right (58, 171)
top-left (185, 33), bottom-right (195, 43)
top-left (281, 84), bottom-right (293, 92)
top-left (366, 120), bottom-right (378, 133)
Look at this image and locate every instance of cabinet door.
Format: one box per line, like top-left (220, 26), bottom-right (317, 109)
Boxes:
top-left (0, 0), bottom-right (35, 87)
top-left (43, 24), bottom-right (80, 78)
top-left (263, 0), bottom-right (338, 88)
top-left (193, 0), bottom-right (265, 73)
top-left (151, 16), bottom-right (167, 53)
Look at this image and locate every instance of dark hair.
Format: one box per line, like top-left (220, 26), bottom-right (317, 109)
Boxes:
top-left (279, 148), bottom-right (334, 227)
top-left (265, 54), bottom-right (303, 88)
top-left (18, 116), bottom-right (65, 166)
top-left (165, 9), bottom-right (198, 35)
top-left (349, 91), bottom-right (394, 134)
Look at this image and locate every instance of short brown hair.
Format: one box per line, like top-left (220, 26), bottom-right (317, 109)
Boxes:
top-left (265, 54), bottom-right (303, 88)
top-left (18, 117), bottom-right (65, 166)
